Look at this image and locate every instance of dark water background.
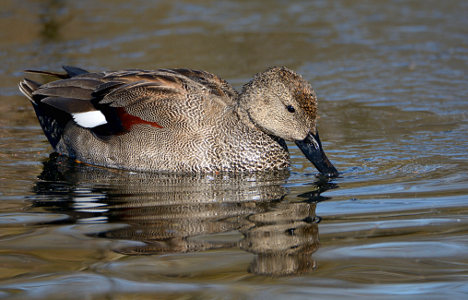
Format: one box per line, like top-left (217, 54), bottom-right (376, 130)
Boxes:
top-left (1, 0), bottom-right (467, 299)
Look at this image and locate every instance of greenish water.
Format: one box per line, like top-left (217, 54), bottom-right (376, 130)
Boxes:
top-left (1, 0), bottom-right (467, 299)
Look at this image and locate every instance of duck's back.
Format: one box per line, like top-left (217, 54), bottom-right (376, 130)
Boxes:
top-left (33, 68), bottom-right (235, 127)
top-left (20, 67), bottom-right (289, 172)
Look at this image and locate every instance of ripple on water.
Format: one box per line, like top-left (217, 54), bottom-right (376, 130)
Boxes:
top-left (318, 239), bottom-right (468, 259)
top-left (0, 213), bottom-right (69, 225)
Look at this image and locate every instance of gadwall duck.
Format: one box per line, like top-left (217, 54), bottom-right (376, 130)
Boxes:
top-left (19, 66), bottom-right (338, 176)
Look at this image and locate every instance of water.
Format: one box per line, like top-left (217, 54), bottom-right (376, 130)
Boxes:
top-left (1, 0), bottom-right (467, 299)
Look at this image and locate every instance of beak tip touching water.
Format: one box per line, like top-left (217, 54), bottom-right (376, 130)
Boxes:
top-left (295, 131), bottom-right (339, 178)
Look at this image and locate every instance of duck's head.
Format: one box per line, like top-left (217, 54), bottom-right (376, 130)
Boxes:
top-left (240, 67), bottom-right (338, 177)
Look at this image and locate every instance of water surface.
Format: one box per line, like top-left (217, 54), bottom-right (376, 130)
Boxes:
top-left (1, 0), bottom-right (467, 299)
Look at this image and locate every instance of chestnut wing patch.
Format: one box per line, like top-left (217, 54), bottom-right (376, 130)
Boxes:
top-left (116, 107), bottom-right (163, 131)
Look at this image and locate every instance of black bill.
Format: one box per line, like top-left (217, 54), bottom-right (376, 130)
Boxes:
top-left (295, 131), bottom-right (339, 177)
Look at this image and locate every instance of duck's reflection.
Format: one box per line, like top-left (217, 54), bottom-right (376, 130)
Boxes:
top-left (32, 155), bottom-right (335, 276)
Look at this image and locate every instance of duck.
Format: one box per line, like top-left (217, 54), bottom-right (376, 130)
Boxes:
top-left (19, 66), bottom-right (338, 176)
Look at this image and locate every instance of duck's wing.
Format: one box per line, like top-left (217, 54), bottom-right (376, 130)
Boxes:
top-left (20, 67), bottom-right (237, 137)
top-left (167, 68), bottom-right (238, 105)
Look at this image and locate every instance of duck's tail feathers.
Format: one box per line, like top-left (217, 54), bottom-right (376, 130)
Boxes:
top-left (18, 67), bottom-right (90, 149)
top-left (24, 65), bottom-right (89, 79)
top-left (18, 78), bottom-right (40, 103)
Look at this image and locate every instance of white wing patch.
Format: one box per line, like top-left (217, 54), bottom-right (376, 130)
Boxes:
top-left (72, 111), bottom-right (107, 128)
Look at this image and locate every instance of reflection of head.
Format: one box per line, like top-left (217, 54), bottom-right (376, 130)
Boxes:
top-left (240, 202), bottom-right (320, 276)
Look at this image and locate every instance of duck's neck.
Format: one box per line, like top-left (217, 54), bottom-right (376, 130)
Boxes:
top-left (234, 100), bottom-right (258, 132)
top-left (235, 80), bottom-right (263, 131)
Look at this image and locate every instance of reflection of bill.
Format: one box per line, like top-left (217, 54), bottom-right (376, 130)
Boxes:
top-left (32, 155), bottom-right (334, 276)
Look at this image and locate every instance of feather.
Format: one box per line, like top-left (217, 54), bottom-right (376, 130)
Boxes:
top-left (41, 78), bottom-right (102, 90)
top-left (18, 79), bottom-right (40, 102)
top-left (24, 69), bottom-right (69, 79)
top-left (62, 66), bottom-right (89, 77)
top-left (33, 86), bottom-right (93, 100)
top-left (72, 111), bottom-right (108, 128)
top-left (42, 96), bottom-right (97, 114)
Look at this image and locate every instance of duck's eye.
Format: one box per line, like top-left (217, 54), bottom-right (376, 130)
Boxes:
top-left (286, 105), bottom-right (296, 113)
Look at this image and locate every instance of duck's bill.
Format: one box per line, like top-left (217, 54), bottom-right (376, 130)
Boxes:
top-left (295, 131), bottom-right (339, 178)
